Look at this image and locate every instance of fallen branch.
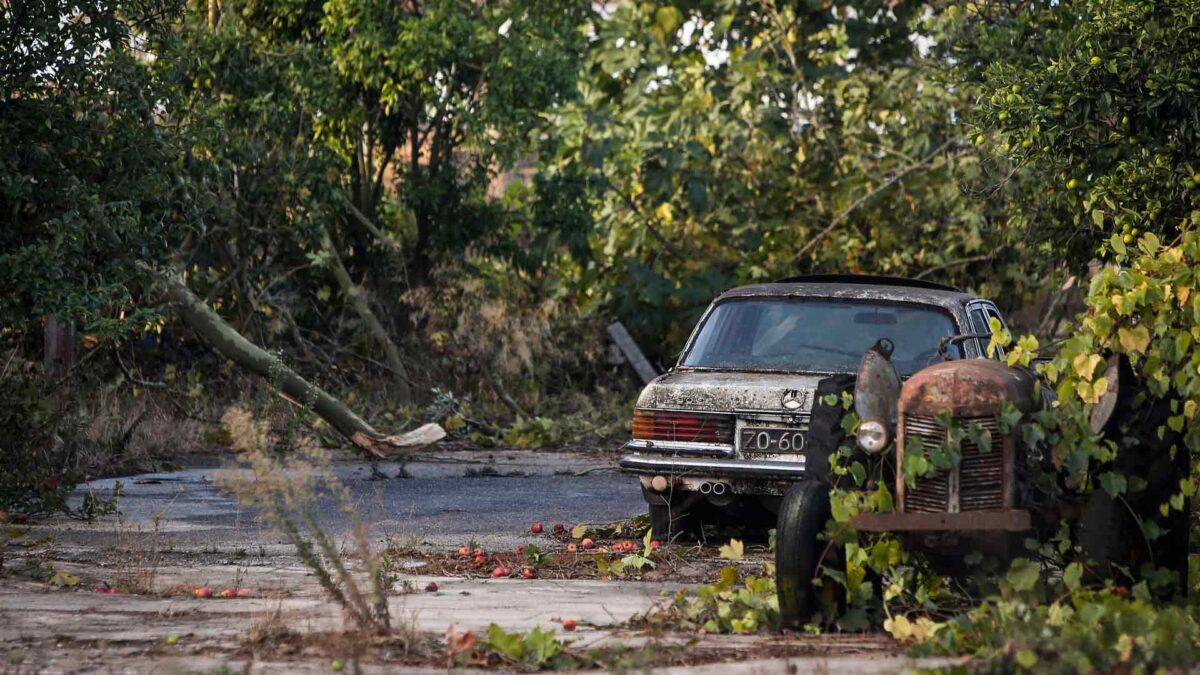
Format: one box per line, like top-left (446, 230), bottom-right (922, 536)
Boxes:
top-left (160, 274), bottom-right (442, 457)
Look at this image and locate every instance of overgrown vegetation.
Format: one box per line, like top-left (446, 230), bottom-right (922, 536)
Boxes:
top-left (5, 0), bottom-right (1200, 669)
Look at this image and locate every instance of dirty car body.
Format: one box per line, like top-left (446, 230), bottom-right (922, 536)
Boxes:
top-left (618, 275), bottom-right (1013, 539)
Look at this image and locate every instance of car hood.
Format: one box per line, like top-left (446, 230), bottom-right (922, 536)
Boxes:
top-left (636, 370), bottom-right (828, 415)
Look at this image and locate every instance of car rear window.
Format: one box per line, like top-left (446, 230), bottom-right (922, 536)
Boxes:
top-left (680, 298), bottom-right (961, 375)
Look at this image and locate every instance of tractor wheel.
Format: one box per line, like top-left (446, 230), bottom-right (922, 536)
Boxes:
top-left (775, 481), bottom-right (834, 629)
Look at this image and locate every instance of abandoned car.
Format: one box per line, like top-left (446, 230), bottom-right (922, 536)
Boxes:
top-left (618, 274), bottom-right (1014, 541)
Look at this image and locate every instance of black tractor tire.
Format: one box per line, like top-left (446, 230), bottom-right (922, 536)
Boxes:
top-left (775, 480), bottom-right (834, 629)
top-left (1078, 489), bottom-right (1134, 573)
top-left (1079, 489), bottom-right (1190, 596)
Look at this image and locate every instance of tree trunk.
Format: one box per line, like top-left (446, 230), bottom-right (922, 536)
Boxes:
top-left (322, 231), bottom-right (413, 404)
top-left (161, 275), bottom-right (440, 457)
top-left (43, 314), bottom-right (77, 382)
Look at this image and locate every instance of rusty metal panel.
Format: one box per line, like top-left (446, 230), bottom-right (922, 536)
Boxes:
top-left (851, 510), bottom-right (1031, 532)
top-left (899, 359), bottom-right (1039, 419)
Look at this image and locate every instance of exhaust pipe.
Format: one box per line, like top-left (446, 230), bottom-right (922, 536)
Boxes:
top-left (698, 482), bottom-right (712, 494)
top-left (711, 482), bottom-right (727, 496)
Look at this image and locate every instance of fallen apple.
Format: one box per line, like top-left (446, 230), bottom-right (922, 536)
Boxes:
top-left (425, 582), bottom-right (439, 592)
top-left (164, 635), bottom-right (179, 646)
top-left (193, 587), bottom-right (213, 599)
top-left (566, 543), bottom-right (577, 553)
top-left (473, 553), bottom-right (487, 565)
top-left (581, 538), bottom-right (595, 549)
top-left (491, 566), bottom-right (508, 578)
top-left (236, 588), bottom-right (252, 598)
top-left (562, 618), bottom-right (577, 632)
top-left (531, 522), bottom-right (543, 534)
top-left (458, 545), bottom-right (470, 557)
top-left (650, 540), bottom-right (661, 550)
top-left (521, 567), bottom-right (536, 579)
top-left (473, 547), bottom-right (483, 557)
top-left (553, 523), bottom-right (566, 534)
top-left (331, 659), bottom-right (345, 673)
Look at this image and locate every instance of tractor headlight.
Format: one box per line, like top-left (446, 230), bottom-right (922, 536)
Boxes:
top-left (857, 418), bottom-right (890, 453)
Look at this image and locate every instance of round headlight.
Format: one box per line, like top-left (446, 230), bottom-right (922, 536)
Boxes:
top-left (857, 418), bottom-right (890, 453)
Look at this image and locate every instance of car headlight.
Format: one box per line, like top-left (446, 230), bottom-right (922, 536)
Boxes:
top-left (857, 418), bottom-right (890, 453)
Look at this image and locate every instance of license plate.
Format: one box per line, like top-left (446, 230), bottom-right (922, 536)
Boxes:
top-left (739, 427), bottom-right (807, 455)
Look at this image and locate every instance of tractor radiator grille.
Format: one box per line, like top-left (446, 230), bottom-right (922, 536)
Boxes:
top-left (901, 415), bottom-right (1005, 514)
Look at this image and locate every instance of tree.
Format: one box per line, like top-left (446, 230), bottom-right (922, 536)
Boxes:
top-left (948, 0), bottom-right (1200, 268)
top-left (0, 0), bottom-right (184, 344)
top-left (545, 0), bottom-right (1032, 355)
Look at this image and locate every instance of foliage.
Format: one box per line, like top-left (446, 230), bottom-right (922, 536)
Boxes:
top-left (546, 0), bottom-right (1036, 356)
top-left (0, 0), bottom-right (185, 339)
top-left (951, 0), bottom-right (1200, 269)
top-left (646, 566), bottom-right (779, 635)
top-left (906, 573), bottom-right (1200, 674)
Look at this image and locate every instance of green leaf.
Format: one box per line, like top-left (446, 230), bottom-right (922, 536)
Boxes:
top-left (1098, 472), bottom-right (1127, 497)
top-left (1062, 562), bottom-right (1083, 591)
top-left (1005, 558), bottom-right (1040, 593)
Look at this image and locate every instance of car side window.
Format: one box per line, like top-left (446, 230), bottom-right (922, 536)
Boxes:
top-left (983, 306), bottom-right (1008, 359)
top-left (969, 308), bottom-right (991, 357)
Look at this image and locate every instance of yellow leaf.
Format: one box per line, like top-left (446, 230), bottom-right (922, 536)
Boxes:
top-left (1178, 286), bottom-right (1191, 307)
top-left (718, 538), bottom-right (745, 561)
top-left (1110, 293), bottom-right (1124, 313)
top-left (1118, 324), bottom-right (1151, 354)
top-left (571, 523), bottom-right (587, 539)
top-left (1073, 353), bottom-right (1102, 381)
top-left (1184, 400), bottom-right (1197, 420)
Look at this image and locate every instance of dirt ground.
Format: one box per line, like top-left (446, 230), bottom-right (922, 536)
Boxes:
top-left (0, 448), bottom-right (956, 673)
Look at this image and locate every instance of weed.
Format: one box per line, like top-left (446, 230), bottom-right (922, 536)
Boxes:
top-left (110, 515), bottom-right (165, 594)
top-left (217, 405), bottom-right (398, 640)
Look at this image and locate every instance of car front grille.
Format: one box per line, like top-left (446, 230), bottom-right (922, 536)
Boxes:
top-left (902, 414), bottom-right (1006, 514)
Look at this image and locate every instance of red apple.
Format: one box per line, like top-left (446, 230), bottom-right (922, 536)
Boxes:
top-left (562, 618), bottom-right (577, 632)
top-left (522, 567), bottom-right (536, 579)
top-left (650, 540), bottom-right (661, 550)
top-left (553, 523), bottom-right (566, 535)
top-left (458, 545), bottom-right (470, 557)
top-left (473, 553), bottom-right (487, 565)
top-left (531, 522), bottom-right (543, 534)
top-left (566, 543), bottom-right (577, 553)
top-left (473, 547), bottom-right (483, 557)
top-left (424, 582), bottom-right (439, 593)
top-left (236, 588), bottom-right (251, 598)
top-left (581, 538), bottom-right (594, 549)
top-left (193, 587), bottom-right (213, 599)
top-left (492, 566), bottom-right (508, 578)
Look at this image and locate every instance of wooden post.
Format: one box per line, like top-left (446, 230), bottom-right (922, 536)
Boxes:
top-left (606, 322), bottom-right (659, 385)
top-left (43, 315), bottom-right (77, 381)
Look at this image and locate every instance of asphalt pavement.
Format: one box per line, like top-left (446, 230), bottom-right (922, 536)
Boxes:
top-left (61, 449), bottom-right (646, 553)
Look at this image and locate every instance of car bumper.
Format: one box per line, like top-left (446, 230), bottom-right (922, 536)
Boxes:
top-left (850, 510), bottom-right (1031, 532)
top-left (618, 454), bottom-right (806, 480)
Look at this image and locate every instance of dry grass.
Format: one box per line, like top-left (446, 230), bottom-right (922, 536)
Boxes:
top-left (108, 515), bottom-right (165, 594)
top-left (216, 405), bottom-right (404, 642)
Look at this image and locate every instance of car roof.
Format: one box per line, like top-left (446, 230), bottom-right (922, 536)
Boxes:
top-left (716, 275), bottom-right (979, 312)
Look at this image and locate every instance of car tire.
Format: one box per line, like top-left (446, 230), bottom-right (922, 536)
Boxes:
top-left (775, 480), bottom-right (833, 629)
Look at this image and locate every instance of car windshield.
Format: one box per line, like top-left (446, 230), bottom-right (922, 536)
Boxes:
top-left (680, 298), bottom-right (961, 376)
